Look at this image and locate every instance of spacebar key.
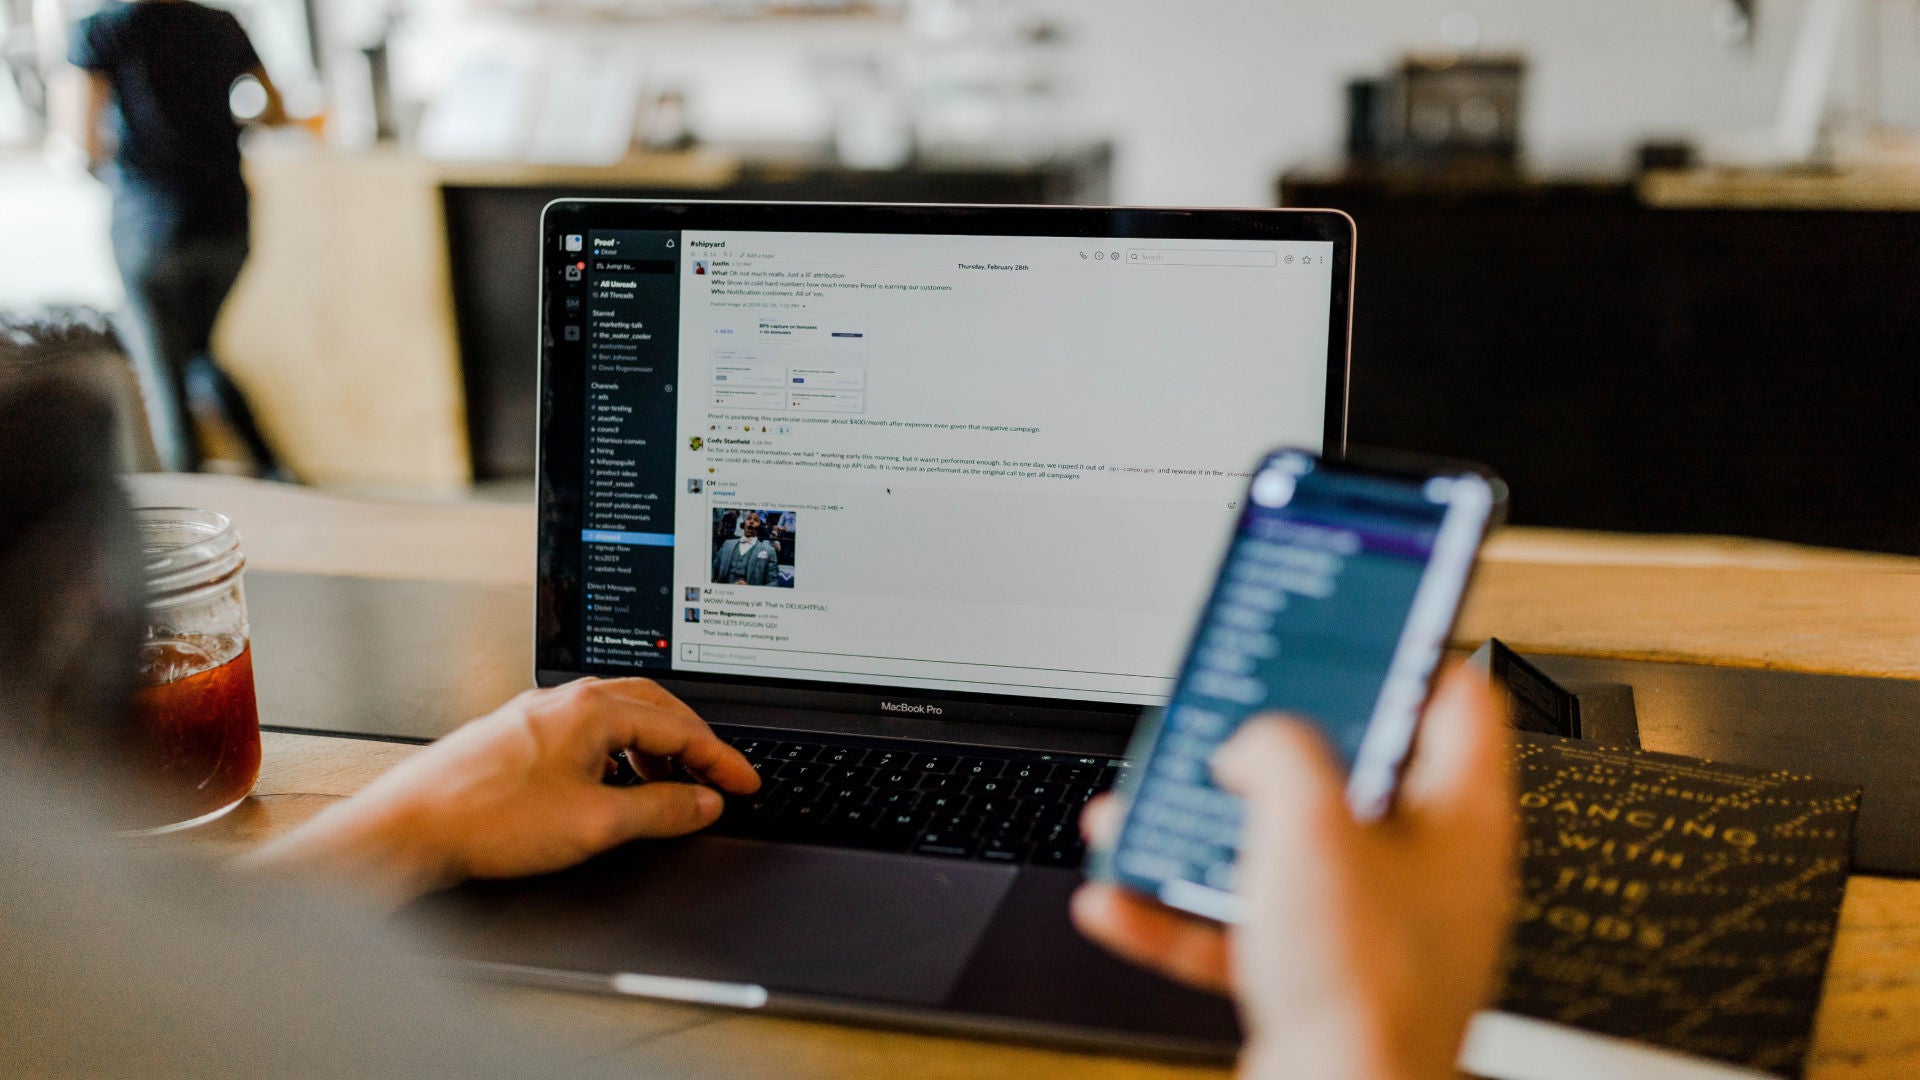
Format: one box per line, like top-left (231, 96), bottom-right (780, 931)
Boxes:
top-left (911, 831), bottom-right (979, 858)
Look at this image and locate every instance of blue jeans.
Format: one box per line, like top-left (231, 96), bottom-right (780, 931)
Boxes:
top-left (111, 209), bottom-right (278, 473)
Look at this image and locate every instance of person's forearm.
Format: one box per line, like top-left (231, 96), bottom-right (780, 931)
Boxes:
top-left (83, 125), bottom-right (107, 172)
top-left (1241, 1041), bottom-right (1447, 1080)
top-left (85, 74), bottom-right (108, 168)
top-left (56, 68), bottom-right (107, 171)
top-left (1240, 1012), bottom-right (1460, 1080)
top-left (247, 66), bottom-right (292, 127)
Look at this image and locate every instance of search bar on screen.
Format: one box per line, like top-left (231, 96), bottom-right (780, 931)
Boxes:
top-left (1126, 249), bottom-right (1280, 267)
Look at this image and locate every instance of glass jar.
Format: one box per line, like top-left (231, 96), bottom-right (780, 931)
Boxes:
top-left (127, 508), bottom-right (262, 833)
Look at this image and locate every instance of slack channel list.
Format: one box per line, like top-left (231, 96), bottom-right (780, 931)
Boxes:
top-left (577, 230), bottom-right (683, 669)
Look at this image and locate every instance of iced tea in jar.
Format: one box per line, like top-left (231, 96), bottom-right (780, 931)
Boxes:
top-left (127, 508), bottom-right (262, 832)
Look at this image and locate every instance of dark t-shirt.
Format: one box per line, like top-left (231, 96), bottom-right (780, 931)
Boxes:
top-left (69, 0), bottom-right (260, 236)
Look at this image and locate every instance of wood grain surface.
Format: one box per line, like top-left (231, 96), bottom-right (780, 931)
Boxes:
top-left (1638, 165), bottom-right (1920, 211)
top-left (217, 148), bottom-right (473, 490)
top-left (129, 474), bottom-right (1920, 1079)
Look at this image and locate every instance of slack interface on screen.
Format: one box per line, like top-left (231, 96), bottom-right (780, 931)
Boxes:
top-left (570, 228), bottom-right (1336, 704)
top-left (573, 230), bottom-right (682, 671)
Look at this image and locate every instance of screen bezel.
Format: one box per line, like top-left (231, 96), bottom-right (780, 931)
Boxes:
top-left (535, 200), bottom-right (1357, 734)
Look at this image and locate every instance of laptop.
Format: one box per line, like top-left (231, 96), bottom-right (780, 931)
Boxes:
top-left (412, 200), bottom-right (1355, 1057)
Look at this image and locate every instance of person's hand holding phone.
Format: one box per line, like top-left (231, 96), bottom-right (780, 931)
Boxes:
top-left (1073, 665), bottom-right (1516, 1080)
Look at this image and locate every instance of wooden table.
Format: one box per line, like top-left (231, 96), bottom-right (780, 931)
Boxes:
top-left (131, 473), bottom-right (1920, 1079)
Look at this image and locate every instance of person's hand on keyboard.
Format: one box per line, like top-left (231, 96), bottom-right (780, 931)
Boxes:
top-left (1070, 665), bottom-right (1515, 1080)
top-left (238, 678), bottom-right (759, 908)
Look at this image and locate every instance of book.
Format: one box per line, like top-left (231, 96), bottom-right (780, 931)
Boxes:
top-left (1462, 732), bottom-right (1861, 1080)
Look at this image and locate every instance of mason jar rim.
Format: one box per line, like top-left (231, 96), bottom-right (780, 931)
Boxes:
top-left (135, 507), bottom-right (245, 605)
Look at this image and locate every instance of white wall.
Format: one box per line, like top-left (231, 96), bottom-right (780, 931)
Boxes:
top-left (346, 0), bottom-right (1920, 206)
top-left (1040, 0), bottom-right (1920, 205)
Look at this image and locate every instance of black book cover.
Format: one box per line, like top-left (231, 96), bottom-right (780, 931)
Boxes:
top-left (1498, 732), bottom-right (1861, 1078)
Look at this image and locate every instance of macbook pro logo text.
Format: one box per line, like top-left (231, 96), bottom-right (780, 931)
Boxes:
top-left (880, 701), bottom-right (943, 716)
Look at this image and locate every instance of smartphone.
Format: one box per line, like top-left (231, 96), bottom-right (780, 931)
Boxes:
top-left (1096, 448), bottom-right (1504, 923)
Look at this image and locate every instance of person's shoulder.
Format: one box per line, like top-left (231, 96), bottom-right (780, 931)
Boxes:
top-left (99, 0), bottom-right (228, 32)
top-left (155, 1), bottom-right (247, 35)
top-left (208, 2), bottom-right (249, 30)
top-left (172, 0), bottom-right (233, 18)
top-left (70, 2), bottom-right (132, 68)
top-left (74, 1), bottom-right (131, 37)
top-left (191, 1), bottom-right (249, 33)
top-left (84, 0), bottom-right (136, 21)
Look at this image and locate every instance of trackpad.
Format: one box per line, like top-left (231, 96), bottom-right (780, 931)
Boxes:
top-left (407, 837), bottom-right (1018, 1006)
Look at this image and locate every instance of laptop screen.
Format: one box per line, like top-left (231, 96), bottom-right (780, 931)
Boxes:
top-left (538, 203), bottom-right (1353, 717)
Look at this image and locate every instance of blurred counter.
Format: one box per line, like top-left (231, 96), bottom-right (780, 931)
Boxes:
top-left (1637, 166), bottom-right (1920, 210)
top-left (1281, 161), bottom-right (1920, 209)
top-left (1279, 163), bottom-right (1920, 554)
top-left (218, 142), bottom-right (1110, 490)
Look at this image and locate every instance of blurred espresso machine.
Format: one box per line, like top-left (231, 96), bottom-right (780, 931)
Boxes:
top-left (1346, 53), bottom-right (1526, 169)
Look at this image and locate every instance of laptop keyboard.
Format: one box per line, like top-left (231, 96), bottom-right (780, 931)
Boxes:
top-left (616, 726), bottom-right (1129, 869)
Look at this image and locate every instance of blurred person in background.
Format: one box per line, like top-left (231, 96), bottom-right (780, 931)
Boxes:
top-left (62, 0), bottom-right (290, 477)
